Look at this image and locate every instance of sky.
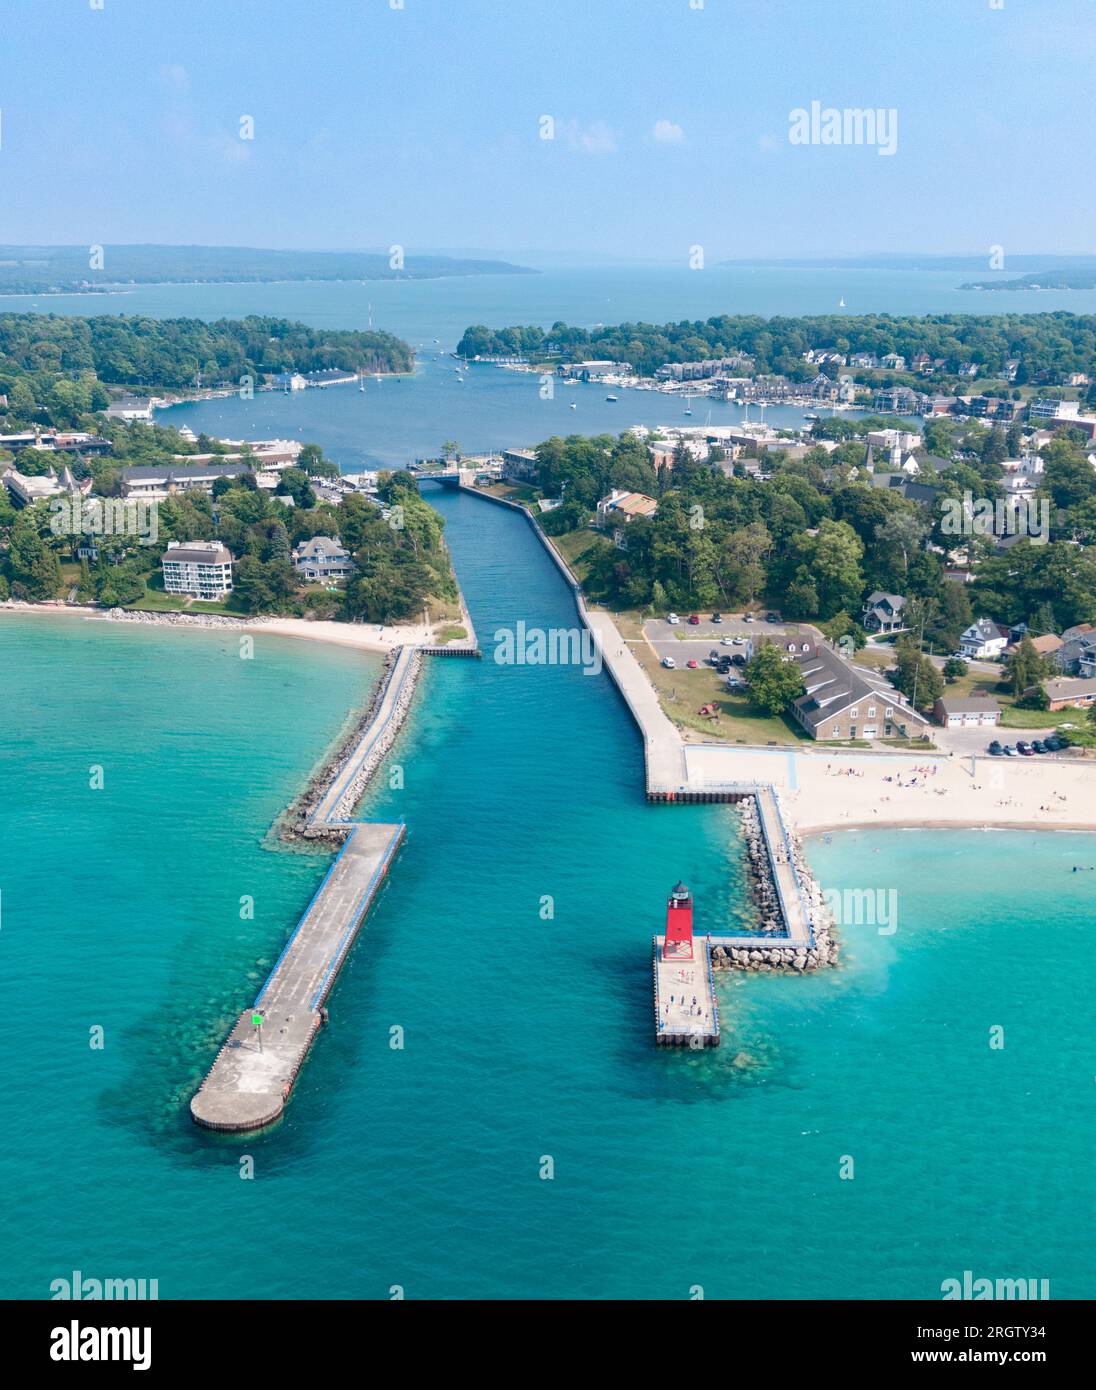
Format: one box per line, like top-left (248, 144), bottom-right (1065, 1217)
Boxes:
top-left (0, 0), bottom-right (1093, 262)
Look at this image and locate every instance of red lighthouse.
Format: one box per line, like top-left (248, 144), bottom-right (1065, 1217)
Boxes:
top-left (662, 881), bottom-right (694, 961)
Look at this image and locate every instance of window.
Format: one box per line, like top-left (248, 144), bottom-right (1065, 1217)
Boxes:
top-left (868, 707), bottom-right (876, 718)
top-left (851, 708), bottom-right (859, 719)
top-left (832, 725), bottom-right (840, 737)
top-left (885, 707), bottom-right (893, 718)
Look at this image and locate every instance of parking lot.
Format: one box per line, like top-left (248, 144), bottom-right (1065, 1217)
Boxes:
top-left (643, 613), bottom-right (792, 669)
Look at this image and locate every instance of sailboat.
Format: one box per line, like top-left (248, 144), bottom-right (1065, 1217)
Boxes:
top-left (359, 372), bottom-right (365, 393)
top-left (838, 297), bottom-right (846, 308)
top-left (569, 401), bottom-right (577, 410)
top-left (684, 392), bottom-right (694, 416)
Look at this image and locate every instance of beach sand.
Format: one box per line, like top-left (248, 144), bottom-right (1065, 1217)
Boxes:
top-left (0, 601), bottom-right (433, 653)
top-left (683, 743), bottom-right (1096, 835)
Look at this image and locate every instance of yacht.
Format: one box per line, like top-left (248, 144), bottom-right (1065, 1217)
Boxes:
top-left (605, 393), bottom-right (618, 402)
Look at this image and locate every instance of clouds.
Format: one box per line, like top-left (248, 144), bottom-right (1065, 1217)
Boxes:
top-left (561, 119), bottom-right (618, 156)
top-left (652, 119), bottom-right (685, 146)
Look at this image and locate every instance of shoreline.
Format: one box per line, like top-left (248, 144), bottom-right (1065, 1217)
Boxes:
top-left (0, 599), bottom-right (434, 655)
top-left (453, 482), bottom-right (1096, 841)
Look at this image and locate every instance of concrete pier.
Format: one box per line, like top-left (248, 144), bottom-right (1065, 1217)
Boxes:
top-left (191, 822), bottom-right (404, 1130)
top-left (653, 937), bottom-right (720, 1047)
top-left (192, 647), bottom-right (423, 1131)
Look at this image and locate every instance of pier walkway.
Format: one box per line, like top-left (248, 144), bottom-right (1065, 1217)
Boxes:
top-left (190, 822), bottom-right (404, 1131)
top-left (191, 646), bottom-right (418, 1131)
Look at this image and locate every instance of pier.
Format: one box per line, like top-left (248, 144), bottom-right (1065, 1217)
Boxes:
top-left (192, 639), bottom-right (433, 1130)
top-left (190, 822), bottom-right (405, 1131)
top-left (653, 884), bottom-right (719, 1046)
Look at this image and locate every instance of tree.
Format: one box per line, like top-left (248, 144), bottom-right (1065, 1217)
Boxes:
top-left (7, 509), bottom-right (63, 599)
top-left (892, 637), bottom-right (944, 710)
top-left (1003, 635), bottom-right (1053, 698)
top-left (441, 440), bottom-right (461, 462)
top-left (744, 643), bottom-right (806, 716)
top-left (943, 656), bottom-right (968, 682)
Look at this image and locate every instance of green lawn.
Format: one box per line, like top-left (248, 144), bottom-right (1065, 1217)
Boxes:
top-left (550, 529), bottom-right (607, 583)
top-left (634, 641), bottom-right (809, 744)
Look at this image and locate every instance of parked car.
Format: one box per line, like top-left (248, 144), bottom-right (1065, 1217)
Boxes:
top-left (1003, 744), bottom-right (1016, 756)
top-left (987, 740), bottom-right (1003, 756)
top-left (686, 659), bottom-right (699, 670)
top-left (711, 613), bottom-right (723, 623)
top-left (1017, 741), bottom-right (1034, 756)
top-left (666, 613), bottom-right (680, 625)
top-left (661, 656), bottom-right (676, 669)
top-left (733, 636), bottom-right (746, 645)
top-left (766, 612), bottom-right (779, 622)
top-left (743, 613), bottom-right (754, 623)
top-left (721, 636), bottom-right (736, 646)
top-left (687, 614), bottom-right (701, 625)
top-left (1032, 739), bottom-right (1047, 754)
top-left (1044, 736), bottom-right (1062, 752)
top-left (732, 654), bottom-right (747, 667)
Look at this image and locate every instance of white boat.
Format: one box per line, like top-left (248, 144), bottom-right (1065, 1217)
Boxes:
top-left (684, 393), bottom-right (694, 416)
top-left (605, 393), bottom-right (618, 402)
top-left (569, 402), bottom-right (577, 410)
top-left (804, 411), bottom-right (819, 420)
top-left (838, 297), bottom-right (846, 307)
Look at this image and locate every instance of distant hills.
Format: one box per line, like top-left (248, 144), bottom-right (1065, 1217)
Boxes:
top-left (0, 244), bottom-right (536, 294)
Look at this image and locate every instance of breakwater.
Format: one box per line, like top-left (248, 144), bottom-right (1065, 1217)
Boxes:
top-left (191, 644), bottom-right (429, 1130)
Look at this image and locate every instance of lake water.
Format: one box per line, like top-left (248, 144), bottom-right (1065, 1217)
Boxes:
top-left (7, 262), bottom-right (1093, 468)
top-left (1, 266), bottom-right (1092, 1299)
top-left (0, 487), bottom-right (1092, 1300)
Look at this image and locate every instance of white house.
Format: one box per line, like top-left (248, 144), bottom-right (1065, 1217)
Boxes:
top-left (862, 591), bottom-right (907, 634)
top-left (161, 541), bottom-right (234, 599)
top-left (959, 617), bottom-right (1010, 660)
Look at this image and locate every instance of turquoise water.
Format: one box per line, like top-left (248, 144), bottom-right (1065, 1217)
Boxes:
top-left (1, 490), bottom-right (1092, 1299)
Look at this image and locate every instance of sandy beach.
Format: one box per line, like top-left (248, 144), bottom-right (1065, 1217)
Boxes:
top-left (0, 600), bottom-right (434, 654)
top-left (683, 743), bottom-right (1096, 836)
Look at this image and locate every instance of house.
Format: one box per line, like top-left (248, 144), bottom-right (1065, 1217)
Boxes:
top-left (292, 536), bottom-right (355, 585)
top-left (1032, 676), bottom-right (1096, 711)
top-left (1, 464), bottom-right (91, 506)
top-left (1053, 627), bottom-right (1096, 677)
top-left (862, 591), bottom-right (907, 635)
top-left (1005, 632), bottom-right (1062, 659)
top-left (959, 617), bottom-right (1010, 660)
top-left (104, 396), bottom-right (156, 422)
top-left (501, 448), bottom-right (538, 481)
top-left (269, 372), bottom-right (307, 391)
top-left (596, 490), bottom-right (658, 528)
top-left (933, 694), bottom-right (1002, 729)
top-left (160, 541), bottom-right (234, 599)
top-left (120, 462), bottom-right (262, 500)
top-left (789, 641), bottom-right (931, 741)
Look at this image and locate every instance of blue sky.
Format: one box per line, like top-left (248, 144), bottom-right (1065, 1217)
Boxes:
top-left (1, 0), bottom-right (1092, 260)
